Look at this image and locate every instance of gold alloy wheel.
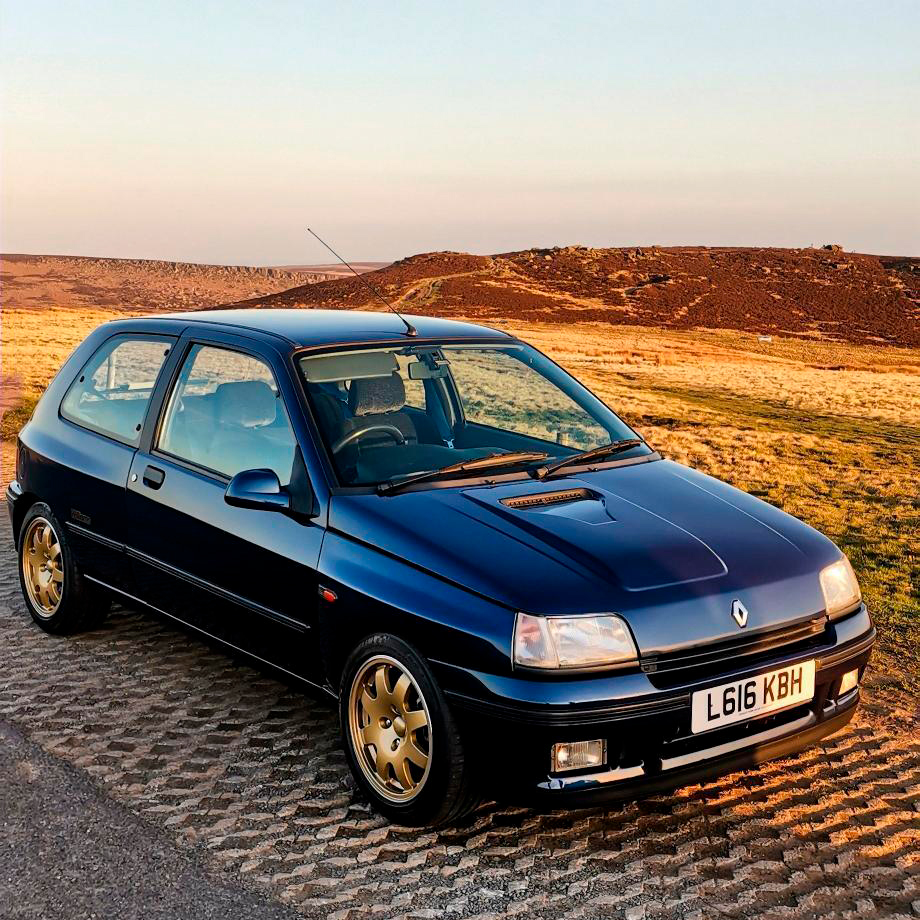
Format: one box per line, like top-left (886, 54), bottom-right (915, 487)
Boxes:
top-left (348, 655), bottom-right (432, 802)
top-left (22, 517), bottom-right (64, 618)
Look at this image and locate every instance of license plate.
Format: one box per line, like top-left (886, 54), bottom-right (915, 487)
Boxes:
top-left (691, 660), bottom-right (815, 734)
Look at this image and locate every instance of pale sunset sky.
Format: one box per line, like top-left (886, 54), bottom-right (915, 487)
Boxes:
top-left (2, 0), bottom-right (918, 264)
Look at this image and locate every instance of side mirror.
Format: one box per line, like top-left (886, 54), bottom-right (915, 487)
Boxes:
top-left (224, 468), bottom-right (290, 513)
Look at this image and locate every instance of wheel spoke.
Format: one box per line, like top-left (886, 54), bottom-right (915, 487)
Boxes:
top-left (359, 718), bottom-right (382, 751)
top-left (375, 664), bottom-right (394, 702)
top-left (360, 687), bottom-right (383, 722)
top-left (51, 567), bottom-right (64, 584)
top-left (394, 754), bottom-right (416, 791)
top-left (404, 708), bottom-right (428, 732)
top-left (392, 673), bottom-right (412, 709)
top-left (403, 739), bottom-right (428, 769)
top-left (375, 748), bottom-right (392, 782)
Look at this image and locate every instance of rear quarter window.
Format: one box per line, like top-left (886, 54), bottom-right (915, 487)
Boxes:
top-left (60, 334), bottom-right (173, 445)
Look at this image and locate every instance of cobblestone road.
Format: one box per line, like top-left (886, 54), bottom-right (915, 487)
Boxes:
top-left (1, 525), bottom-right (917, 919)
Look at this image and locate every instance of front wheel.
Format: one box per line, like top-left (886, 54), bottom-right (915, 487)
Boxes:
top-left (340, 633), bottom-right (478, 826)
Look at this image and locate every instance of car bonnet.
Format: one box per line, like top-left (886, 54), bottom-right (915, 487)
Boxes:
top-left (328, 459), bottom-right (841, 654)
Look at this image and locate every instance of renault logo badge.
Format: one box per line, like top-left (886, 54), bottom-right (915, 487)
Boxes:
top-left (731, 599), bottom-right (749, 628)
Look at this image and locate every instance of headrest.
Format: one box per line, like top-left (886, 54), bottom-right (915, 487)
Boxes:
top-left (215, 380), bottom-right (277, 428)
top-left (348, 372), bottom-right (406, 416)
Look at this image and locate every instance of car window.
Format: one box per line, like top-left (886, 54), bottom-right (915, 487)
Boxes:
top-left (446, 348), bottom-right (609, 449)
top-left (299, 343), bottom-right (638, 487)
top-left (158, 344), bottom-right (297, 485)
top-left (60, 335), bottom-right (173, 445)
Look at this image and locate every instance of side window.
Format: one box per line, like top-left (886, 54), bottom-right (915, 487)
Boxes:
top-left (158, 344), bottom-right (297, 485)
top-left (60, 335), bottom-right (173, 445)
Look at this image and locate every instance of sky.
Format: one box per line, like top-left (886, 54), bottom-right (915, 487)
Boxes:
top-left (1, 0), bottom-right (918, 264)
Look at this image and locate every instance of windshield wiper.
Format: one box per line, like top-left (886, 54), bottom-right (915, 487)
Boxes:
top-left (535, 438), bottom-right (645, 480)
top-left (377, 450), bottom-right (549, 495)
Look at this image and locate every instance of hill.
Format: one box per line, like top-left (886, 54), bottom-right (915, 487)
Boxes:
top-left (0, 254), bottom-right (347, 313)
top-left (227, 246), bottom-right (920, 347)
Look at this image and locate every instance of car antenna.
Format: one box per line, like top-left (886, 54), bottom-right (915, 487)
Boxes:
top-left (307, 227), bottom-right (418, 337)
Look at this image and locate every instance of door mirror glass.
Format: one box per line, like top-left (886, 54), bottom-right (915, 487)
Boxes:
top-left (224, 468), bottom-right (290, 513)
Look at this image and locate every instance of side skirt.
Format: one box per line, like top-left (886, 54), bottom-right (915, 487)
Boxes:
top-left (83, 574), bottom-right (338, 701)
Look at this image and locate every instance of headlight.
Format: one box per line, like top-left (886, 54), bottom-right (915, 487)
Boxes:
top-left (513, 612), bottom-right (638, 670)
top-left (819, 557), bottom-right (861, 619)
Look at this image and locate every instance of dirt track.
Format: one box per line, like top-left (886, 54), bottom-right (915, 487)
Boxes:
top-left (1, 520), bottom-right (917, 919)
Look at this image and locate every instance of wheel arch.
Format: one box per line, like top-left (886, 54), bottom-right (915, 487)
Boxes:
top-left (11, 490), bottom-right (41, 551)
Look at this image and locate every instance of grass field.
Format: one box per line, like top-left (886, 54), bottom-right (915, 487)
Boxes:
top-left (2, 307), bottom-right (917, 699)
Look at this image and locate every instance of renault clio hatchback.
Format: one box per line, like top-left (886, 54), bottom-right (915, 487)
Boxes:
top-left (7, 310), bottom-right (874, 825)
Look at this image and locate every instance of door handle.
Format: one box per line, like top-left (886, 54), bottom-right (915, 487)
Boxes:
top-left (142, 465), bottom-right (165, 489)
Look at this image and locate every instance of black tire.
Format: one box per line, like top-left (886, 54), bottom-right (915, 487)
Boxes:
top-left (18, 503), bottom-right (110, 634)
top-left (340, 633), bottom-right (479, 827)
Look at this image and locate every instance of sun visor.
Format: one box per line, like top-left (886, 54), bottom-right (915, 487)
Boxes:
top-left (301, 350), bottom-right (398, 383)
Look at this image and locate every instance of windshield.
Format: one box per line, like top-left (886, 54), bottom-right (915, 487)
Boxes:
top-left (299, 342), bottom-right (648, 487)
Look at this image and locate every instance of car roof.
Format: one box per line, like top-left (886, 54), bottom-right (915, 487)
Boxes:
top-left (151, 308), bottom-right (513, 348)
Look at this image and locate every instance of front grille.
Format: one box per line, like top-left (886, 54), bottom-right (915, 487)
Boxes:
top-left (642, 615), bottom-right (830, 689)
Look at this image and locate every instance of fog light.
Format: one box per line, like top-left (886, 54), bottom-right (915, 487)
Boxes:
top-left (551, 739), bottom-right (606, 773)
top-left (839, 668), bottom-right (859, 696)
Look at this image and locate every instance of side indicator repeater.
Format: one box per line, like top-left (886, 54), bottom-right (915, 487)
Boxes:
top-left (319, 586), bottom-right (338, 604)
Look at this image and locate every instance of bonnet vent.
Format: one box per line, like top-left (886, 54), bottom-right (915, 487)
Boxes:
top-left (501, 488), bottom-right (594, 510)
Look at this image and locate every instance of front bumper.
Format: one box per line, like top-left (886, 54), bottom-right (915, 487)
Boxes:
top-left (440, 607), bottom-right (874, 805)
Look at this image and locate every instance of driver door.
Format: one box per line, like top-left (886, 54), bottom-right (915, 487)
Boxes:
top-left (125, 335), bottom-right (324, 681)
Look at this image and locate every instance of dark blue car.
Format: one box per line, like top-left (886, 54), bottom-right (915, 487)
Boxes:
top-left (7, 309), bottom-right (874, 825)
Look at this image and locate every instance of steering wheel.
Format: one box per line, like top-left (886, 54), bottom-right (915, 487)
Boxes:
top-left (331, 424), bottom-right (406, 455)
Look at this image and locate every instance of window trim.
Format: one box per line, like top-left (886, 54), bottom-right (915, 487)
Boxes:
top-left (151, 338), bottom-right (297, 485)
top-left (58, 332), bottom-right (177, 448)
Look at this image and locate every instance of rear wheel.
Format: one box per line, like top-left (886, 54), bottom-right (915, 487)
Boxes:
top-left (18, 503), bottom-right (109, 634)
top-left (340, 633), bottom-right (478, 826)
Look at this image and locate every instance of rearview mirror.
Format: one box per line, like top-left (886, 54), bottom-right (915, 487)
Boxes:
top-left (225, 468), bottom-right (291, 513)
top-left (408, 358), bottom-right (449, 380)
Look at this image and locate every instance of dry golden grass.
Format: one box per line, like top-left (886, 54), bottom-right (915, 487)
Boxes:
top-left (2, 307), bottom-right (141, 399)
top-left (2, 308), bottom-right (917, 701)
